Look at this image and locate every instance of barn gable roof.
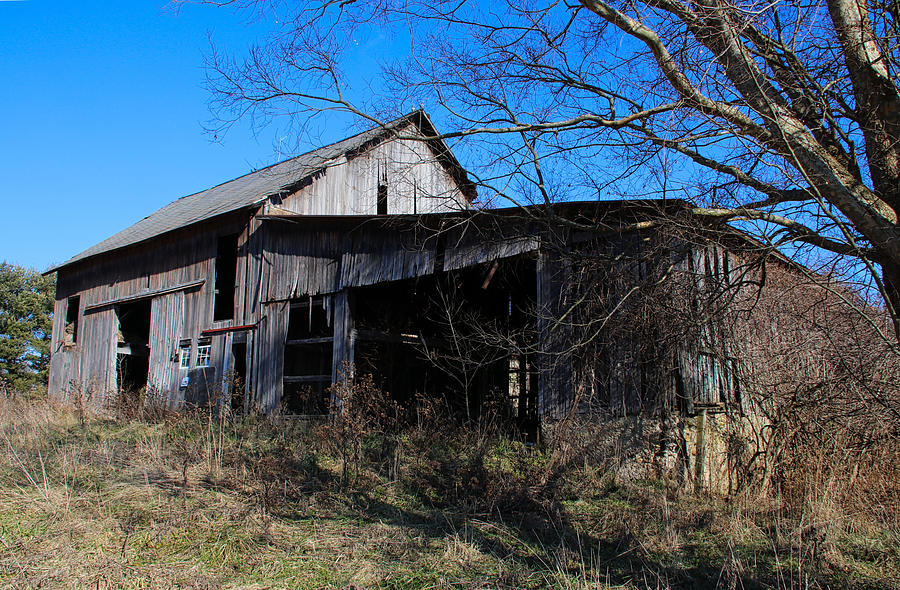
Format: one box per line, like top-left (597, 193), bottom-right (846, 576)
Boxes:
top-left (48, 111), bottom-right (474, 273)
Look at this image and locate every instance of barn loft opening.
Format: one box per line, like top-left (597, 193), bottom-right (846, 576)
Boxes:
top-left (213, 234), bottom-right (239, 321)
top-left (116, 299), bottom-right (151, 394)
top-left (64, 295), bottom-right (80, 345)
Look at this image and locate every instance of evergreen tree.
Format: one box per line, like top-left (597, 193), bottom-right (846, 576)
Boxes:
top-left (0, 263), bottom-right (55, 392)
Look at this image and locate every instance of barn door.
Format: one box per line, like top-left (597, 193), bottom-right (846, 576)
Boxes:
top-left (148, 291), bottom-right (185, 406)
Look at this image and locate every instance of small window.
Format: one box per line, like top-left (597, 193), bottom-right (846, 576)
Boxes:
top-left (179, 341), bottom-right (192, 369)
top-left (196, 340), bottom-right (211, 368)
top-left (64, 296), bottom-right (80, 345)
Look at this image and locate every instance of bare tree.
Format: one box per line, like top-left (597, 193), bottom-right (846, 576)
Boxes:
top-left (195, 0), bottom-right (900, 337)
top-left (417, 281), bottom-right (512, 422)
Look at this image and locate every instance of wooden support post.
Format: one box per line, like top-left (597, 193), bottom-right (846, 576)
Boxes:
top-left (218, 332), bottom-right (234, 414)
top-left (243, 331), bottom-right (253, 414)
top-left (330, 290), bottom-right (355, 415)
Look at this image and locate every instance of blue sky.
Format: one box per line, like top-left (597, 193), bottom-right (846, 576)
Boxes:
top-left (0, 1), bottom-right (849, 283)
top-left (0, 1), bottom-right (325, 271)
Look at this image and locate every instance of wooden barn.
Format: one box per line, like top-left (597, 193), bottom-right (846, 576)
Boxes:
top-left (47, 111), bottom-right (752, 430)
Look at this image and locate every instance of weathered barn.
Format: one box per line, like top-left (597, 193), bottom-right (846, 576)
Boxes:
top-left (47, 111), bottom-right (748, 432)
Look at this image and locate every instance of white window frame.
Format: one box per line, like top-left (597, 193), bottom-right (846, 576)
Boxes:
top-left (179, 342), bottom-right (192, 369)
top-left (196, 341), bottom-right (211, 368)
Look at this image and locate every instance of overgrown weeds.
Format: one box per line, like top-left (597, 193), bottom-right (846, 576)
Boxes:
top-left (0, 391), bottom-right (897, 589)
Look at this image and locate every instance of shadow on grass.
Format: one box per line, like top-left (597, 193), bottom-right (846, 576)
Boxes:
top-left (203, 448), bottom-right (758, 589)
top-left (49, 416), bottom-right (895, 590)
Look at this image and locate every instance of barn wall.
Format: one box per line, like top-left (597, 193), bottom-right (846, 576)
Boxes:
top-left (674, 244), bottom-right (740, 413)
top-left (537, 249), bottom-right (572, 419)
top-left (48, 297), bottom-right (77, 399)
top-left (54, 213), bottom-right (248, 305)
top-left (253, 300), bottom-right (290, 414)
top-left (255, 224), bottom-right (344, 302)
top-left (78, 308), bottom-right (117, 401)
top-left (246, 215), bottom-right (546, 413)
top-left (49, 274), bottom-right (118, 403)
top-left (48, 212), bottom-right (252, 405)
top-left (271, 125), bottom-right (467, 216)
top-left (253, 215), bottom-right (540, 304)
top-left (537, 236), bottom-right (746, 421)
top-left (339, 225), bottom-right (436, 288)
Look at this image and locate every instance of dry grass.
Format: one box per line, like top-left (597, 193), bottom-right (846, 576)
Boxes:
top-left (0, 395), bottom-right (897, 589)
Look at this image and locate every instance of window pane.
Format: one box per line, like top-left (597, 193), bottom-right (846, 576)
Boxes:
top-left (197, 344), bottom-right (211, 367)
top-left (179, 345), bottom-right (191, 369)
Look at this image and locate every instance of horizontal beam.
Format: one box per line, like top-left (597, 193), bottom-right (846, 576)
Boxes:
top-left (85, 279), bottom-right (205, 312)
top-left (116, 343), bottom-right (149, 357)
top-left (354, 328), bottom-right (453, 349)
top-left (201, 323), bottom-right (258, 336)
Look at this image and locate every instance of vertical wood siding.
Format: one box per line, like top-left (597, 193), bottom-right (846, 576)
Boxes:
top-left (49, 213), bottom-right (250, 403)
top-left (77, 308), bottom-right (117, 402)
top-left (537, 250), bottom-right (572, 419)
top-left (148, 291), bottom-right (185, 407)
top-left (339, 228), bottom-right (435, 288)
top-left (48, 298), bottom-right (75, 398)
top-left (544, 238), bottom-right (743, 419)
top-left (675, 245), bottom-right (739, 411)
top-left (253, 301), bottom-right (290, 413)
top-left (331, 289), bottom-right (354, 403)
top-left (273, 126), bottom-right (467, 217)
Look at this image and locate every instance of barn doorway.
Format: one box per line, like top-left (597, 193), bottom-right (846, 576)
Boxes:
top-left (350, 256), bottom-right (540, 429)
top-left (116, 299), bottom-right (152, 395)
top-left (230, 341), bottom-right (247, 412)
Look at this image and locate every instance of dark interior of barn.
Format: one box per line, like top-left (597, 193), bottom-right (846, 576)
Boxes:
top-left (116, 299), bottom-right (152, 394)
top-left (280, 254), bottom-right (540, 432)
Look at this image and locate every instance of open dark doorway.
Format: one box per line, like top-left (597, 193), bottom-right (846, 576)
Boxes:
top-left (231, 342), bottom-right (247, 411)
top-left (116, 299), bottom-right (152, 395)
top-left (350, 255), bottom-right (540, 431)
